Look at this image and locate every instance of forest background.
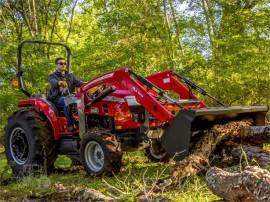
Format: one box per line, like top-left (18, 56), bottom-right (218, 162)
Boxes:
top-left (0, 1), bottom-right (270, 200)
top-left (0, 0), bottom-right (270, 129)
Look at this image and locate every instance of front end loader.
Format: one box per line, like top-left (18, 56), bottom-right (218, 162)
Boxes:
top-left (4, 40), bottom-right (269, 177)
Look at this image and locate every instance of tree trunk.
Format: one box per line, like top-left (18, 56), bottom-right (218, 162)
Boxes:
top-left (65, 0), bottom-right (79, 43)
top-left (201, 0), bottom-right (215, 51)
top-left (206, 166), bottom-right (270, 202)
top-left (222, 143), bottom-right (270, 167)
top-left (168, 0), bottom-right (184, 56)
top-left (162, 0), bottom-right (177, 69)
top-left (171, 119), bottom-right (253, 182)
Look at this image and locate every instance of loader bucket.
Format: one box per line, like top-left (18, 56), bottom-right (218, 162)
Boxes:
top-left (161, 106), bottom-right (268, 161)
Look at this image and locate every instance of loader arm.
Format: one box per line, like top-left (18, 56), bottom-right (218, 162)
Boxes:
top-left (146, 71), bottom-right (268, 161)
top-left (76, 68), bottom-right (268, 162)
top-left (76, 68), bottom-right (176, 136)
top-left (146, 70), bottom-right (207, 108)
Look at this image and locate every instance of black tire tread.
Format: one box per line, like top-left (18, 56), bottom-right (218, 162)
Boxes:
top-left (145, 143), bottom-right (170, 163)
top-left (81, 130), bottom-right (122, 176)
top-left (4, 108), bottom-right (57, 176)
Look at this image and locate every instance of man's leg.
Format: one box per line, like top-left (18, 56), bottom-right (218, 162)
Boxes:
top-left (55, 97), bottom-right (74, 126)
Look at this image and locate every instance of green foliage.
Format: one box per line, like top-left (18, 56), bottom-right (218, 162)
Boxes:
top-left (0, 0), bottom-right (269, 116)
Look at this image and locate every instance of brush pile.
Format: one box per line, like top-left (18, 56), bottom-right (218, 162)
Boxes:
top-left (164, 119), bottom-right (270, 201)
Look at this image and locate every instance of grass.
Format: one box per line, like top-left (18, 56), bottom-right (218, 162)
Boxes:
top-left (0, 144), bottom-right (219, 201)
top-left (4, 143), bottom-right (270, 201)
top-left (264, 143), bottom-right (270, 151)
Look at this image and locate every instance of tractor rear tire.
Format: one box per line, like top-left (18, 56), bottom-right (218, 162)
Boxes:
top-left (145, 140), bottom-right (170, 163)
top-left (4, 108), bottom-right (57, 176)
top-left (80, 131), bottom-right (122, 176)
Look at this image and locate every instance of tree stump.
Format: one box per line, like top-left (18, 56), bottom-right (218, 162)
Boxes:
top-left (206, 166), bottom-right (270, 202)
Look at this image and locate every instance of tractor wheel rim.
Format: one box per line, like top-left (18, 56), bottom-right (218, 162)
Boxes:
top-left (9, 127), bottom-right (29, 165)
top-left (84, 141), bottom-right (104, 173)
top-left (149, 145), bottom-right (167, 159)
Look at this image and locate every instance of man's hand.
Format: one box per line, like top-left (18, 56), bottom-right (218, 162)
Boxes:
top-left (58, 80), bottom-right (68, 88)
top-left (87, 86), bottom-right (99, 94)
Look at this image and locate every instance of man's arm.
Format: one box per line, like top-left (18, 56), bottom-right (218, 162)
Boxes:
top-left (72, 74), bottom-right (84, 87)
top-left (48, 74), bottom-right (59, 88)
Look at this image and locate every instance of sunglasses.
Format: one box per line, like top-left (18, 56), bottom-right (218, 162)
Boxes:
top-left (57, 62), bottom-right (67, 65)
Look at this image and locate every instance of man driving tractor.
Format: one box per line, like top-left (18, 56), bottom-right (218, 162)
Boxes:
top-left (4, 40), bottom-right (269, 177)
top-left (48, 57), bottom-right (84, 131)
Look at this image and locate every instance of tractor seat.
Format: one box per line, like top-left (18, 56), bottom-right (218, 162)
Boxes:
top-left (46, 98), bottom-right (78, 117)
top-left (34, 96), bottom-right (78, 117)
top-left (50, 102), bottom-right (65, 116)
top-left (35, 97), bottom-right (65, 116)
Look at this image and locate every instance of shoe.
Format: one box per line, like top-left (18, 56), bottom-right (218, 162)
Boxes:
top-left (68, 125), bottom-right (76, 132)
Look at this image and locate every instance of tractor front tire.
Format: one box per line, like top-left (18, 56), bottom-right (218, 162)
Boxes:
top-left (80, 131), bottom-right (122, 176)
top-left (145, 140), bottom-right (170, 163)
top-left (4, 108), bottom-right (57, 176)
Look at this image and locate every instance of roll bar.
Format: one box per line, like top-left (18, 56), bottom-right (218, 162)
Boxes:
top-left (17, 40), bottom-right (71, 97)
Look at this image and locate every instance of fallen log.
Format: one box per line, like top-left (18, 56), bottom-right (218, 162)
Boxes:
top-left (156, 119), bottom-right (270, 195)
top-left (213, 125), bottom-right (270, 156)
top-left (206, 166), bottom-right (270, 202)
top-left (23, 183), bottom-right (115, 202)
top-left (228, 125), bottom-right (270, 146)
top-left (225, 144), bottom-right (270, 167)
top-left (171, 119), bottom-right (253, 182)
top-left (211, 135), bottom-right (270, 169)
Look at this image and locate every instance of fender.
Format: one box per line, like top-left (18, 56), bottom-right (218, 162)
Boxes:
top-left (17, 98), bottom-right (61, 140)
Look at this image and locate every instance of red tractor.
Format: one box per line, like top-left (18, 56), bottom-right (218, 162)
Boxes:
top-left (4, 40), bottom-right (269, 176)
